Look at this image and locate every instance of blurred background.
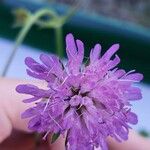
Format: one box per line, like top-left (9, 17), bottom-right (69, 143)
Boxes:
top-left (0, 0), bottom-right (150, 137)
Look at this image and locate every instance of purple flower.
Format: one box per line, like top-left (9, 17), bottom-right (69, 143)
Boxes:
top-left (16, 33), bottom-right (143, 150)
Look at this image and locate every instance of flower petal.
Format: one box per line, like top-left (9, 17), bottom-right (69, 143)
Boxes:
top-left (90, 44), bottom-right (101, 63)
top-left (102, 44), bottom-right (120, 61)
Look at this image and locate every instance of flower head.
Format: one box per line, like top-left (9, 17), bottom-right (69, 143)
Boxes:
top-left (16, 33), bottom-right (143, 150)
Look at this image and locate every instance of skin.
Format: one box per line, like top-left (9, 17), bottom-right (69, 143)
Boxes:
top-left (0, 77), bottom-right (150, 150)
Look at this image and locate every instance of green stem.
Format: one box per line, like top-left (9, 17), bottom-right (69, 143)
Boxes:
top-left (54, 27), bottom-right (63, 58)
top-left (2, 9), bottom-right (58, 77)
top-left (2, 18), bottom-right (33, 76)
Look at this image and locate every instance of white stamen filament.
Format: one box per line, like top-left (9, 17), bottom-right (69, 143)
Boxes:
top-left (48, 112), bottom-right (63, 129)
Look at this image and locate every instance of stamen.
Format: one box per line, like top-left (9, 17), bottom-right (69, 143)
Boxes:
top-left (43, 131), bottom-right (50, 140)
top-left (119, 79), bottom-right (139, 82)
top-left (48, 112), bottom-right (63, 130)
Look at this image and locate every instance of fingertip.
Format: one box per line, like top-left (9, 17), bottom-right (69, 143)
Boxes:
top-left (0, 111), bottom-right (12, 143)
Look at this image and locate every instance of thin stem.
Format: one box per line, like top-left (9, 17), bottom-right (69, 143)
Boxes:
top-left (1, 9), bottom-right (58, 77)
top-left (1, 17), bottom-right (33, 76)
top-left (54, 27), bottom-right (64, 58)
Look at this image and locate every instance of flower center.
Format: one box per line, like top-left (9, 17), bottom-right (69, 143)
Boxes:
top-left (63, 86), bottom-right (92, 118)
top-left (71, 87), bottom-right (89, 97)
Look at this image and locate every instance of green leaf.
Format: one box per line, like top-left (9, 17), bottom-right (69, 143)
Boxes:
top-left (51, 132), bottom-right (61, 144)
top-left (139, 130), bottom-right (150, 137)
